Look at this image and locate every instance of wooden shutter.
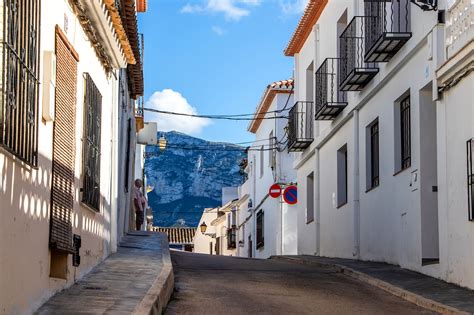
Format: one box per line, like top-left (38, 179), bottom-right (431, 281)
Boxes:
top-left (49, 28), bottom-right (78, 254)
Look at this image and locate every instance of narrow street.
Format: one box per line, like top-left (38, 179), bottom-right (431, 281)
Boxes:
top-left (166, 251), bottom-right (435, 314)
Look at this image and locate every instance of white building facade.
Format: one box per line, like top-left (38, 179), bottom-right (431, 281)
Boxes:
top-left (286, 0), bottom-right (473, 289)
top-left (237, 80), bottom-right (298, 259)
top-left (0, 0), bottom-right (147, 313)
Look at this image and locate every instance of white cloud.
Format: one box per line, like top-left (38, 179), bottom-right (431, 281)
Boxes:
top-left (180, 4), bottom-right (204, 13)
top-left (211, 25), bottom-right (226, 35)
top-left (180, 0), bottom-right (261, 21)
top-left (145, 89), bottom-right (211, 135)
top-left (279, 0), bottom-right (308, 15)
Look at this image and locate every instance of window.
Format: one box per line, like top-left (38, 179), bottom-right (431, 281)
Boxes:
top-left (260, 146), bottom-right (264, 178)
top-left (400, 96), bottom-right (411, 170)
top-left (0, 0), bottom-right (41, 166)
top-left (337, 144), bottom-right (348, 207)
top-left (306, 172), bottom-right (314, 223)
top-left (256, 210), bottom-right (264, 249)
top-left (82, 74), bottom-right (102, 211)
top-left (468, 139), bottom-right (474, 221)
top-left (366, 119), bottom-right (379, 190)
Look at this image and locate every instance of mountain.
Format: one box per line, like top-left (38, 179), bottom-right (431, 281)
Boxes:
top-left (145, 131), bottom-right (246, 227)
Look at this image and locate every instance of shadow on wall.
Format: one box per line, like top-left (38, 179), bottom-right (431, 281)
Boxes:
top-left (0, 150), bottom-right (111, 239)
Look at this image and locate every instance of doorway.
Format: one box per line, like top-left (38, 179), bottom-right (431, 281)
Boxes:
top-left (419, 84), bottom-right (440, 265)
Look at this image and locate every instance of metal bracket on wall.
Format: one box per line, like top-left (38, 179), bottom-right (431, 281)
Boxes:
top-left (411, 0), bottom-right (437, 11)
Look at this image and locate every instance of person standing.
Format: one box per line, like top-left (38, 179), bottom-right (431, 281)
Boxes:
top-left (134, 179), bottom-right (145, 230)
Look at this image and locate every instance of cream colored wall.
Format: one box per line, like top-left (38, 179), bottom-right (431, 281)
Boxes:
top-left (194, 209), bottom-right (218, 254)
top-left (0, 1), bottom-right (123, 313)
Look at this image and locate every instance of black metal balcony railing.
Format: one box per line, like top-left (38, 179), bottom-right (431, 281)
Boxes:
top-left (315, 58), bottom-right (348, 120)
top-left (339, 16), bottom-right (379, 91)
top-left (288, 101), bottom-right (314, 152)
top-left (135, 95), bottom-right (144, 117)
top-left (364, 0), bottom-right (412, 63)
top-left (227, 228), bottom-right (236, 249)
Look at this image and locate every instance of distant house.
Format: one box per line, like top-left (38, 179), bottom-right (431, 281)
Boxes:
top-left (238, 79), bottom-right (298, 259)
top-left (153, 227), bottom-right (196, 252)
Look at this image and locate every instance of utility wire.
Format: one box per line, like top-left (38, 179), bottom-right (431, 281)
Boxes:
top-left (144, 108), bottom-right (288, 120)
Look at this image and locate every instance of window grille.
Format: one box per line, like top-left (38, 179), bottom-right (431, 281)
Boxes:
top-left (400, 96), bottom-right (411, 170)
top-left (370, 121), bottom-right (380, 188)
top-left (467, 139), bottom-right (474, 221)
top-left (0, 0), bottom-right (40, 166)
top-left (227, 228), bottom-right (236, 249)
top-left (82, 74), bottom-right (102, 211)
top-left (256, 210), bottom-right (264, 249)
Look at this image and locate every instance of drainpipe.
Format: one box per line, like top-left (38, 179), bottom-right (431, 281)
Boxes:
top-left (110, 69), bottom-right (119, 253)
top-left (315, 148), bottom-right (321, 255)
top-left (252, 155), bottom-right (257, 258)
top-left (353, 109), bottom-right (361, 258)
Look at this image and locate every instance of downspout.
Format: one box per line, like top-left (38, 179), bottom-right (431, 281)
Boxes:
top-left (353, 109), bottom-right (361, 258)
top-left (252, 155), bottom-right (257, 258)
top-left (110, 69), bottom-right (119, 253)
top-left (315, 148), bottom-right (321, 255)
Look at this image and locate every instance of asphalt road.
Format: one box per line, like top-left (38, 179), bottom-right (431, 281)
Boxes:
top-left (165, 251), bottom-right (436, 315)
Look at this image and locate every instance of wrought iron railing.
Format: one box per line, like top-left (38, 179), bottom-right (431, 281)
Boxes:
top-left (135, 95), bottom-right (144, 117)
top-left (315, 58), bottom-right (348, 120)
top-left (288, 101), bottom-right (314, 152)
top-left (0, 0), bottom-right (40, 166)
top-left (227, 228), bottom-right (236, 249)
top-left (364, 0), bottom-right (412, 63)
top-left (339, 16), bottom-right (379, 91)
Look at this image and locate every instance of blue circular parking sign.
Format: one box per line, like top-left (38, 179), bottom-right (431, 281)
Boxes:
top-left (283, 186), bottom-right (297, 205)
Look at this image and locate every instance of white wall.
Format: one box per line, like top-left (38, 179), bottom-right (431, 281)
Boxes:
top-left (290, 0), bottom-right (474, 289)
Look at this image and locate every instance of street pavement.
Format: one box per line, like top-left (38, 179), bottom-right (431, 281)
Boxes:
top-left (166, 251), bottom-right (436, 315)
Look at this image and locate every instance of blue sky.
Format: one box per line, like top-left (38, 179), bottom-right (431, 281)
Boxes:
top-left (138, 0), bottom-right (306, 144)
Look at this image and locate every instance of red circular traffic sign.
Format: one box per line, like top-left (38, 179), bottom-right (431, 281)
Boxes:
top-left (269, 183), bottom-right (282, 198)
top-left (283, 185), bottom-right (298, 205)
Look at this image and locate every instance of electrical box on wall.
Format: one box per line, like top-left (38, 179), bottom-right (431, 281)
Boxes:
top-left (42, 51), bottom-right (56, 121)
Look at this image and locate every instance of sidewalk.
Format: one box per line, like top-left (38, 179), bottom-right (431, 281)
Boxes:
top-left (36, 232), bottom-right (174, 315)
top-left (272, 255), bottom-right (474, 315)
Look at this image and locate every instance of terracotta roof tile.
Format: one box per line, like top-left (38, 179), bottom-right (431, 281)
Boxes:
top-left (153, 227), bottom-right (196, 245)
top-left (284, 0), bottom-right (328, 56)
top-left (248, 79), bottom-right (294, 133)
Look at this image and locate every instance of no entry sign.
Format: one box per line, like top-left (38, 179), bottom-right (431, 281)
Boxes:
top-left (283, 185), bottom-right (298, 205)
top-left (269, 183), bottom-right (282, 198)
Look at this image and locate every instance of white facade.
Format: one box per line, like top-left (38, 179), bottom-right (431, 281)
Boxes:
top-left (0, 1), bottom-right (145, 313)
top-left (237, 81), bottom-right (298, 259)
top-left (288, 0), bottom-right (474, 289)
top-left (194, 208), bottom-right (219, 255)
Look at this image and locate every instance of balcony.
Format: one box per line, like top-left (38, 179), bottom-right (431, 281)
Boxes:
top-left (364, 0), bottom-right (412, 63)
top-left (288, 101), bottom-right (314, 152)
top-left (315, 58), bottom-right (348, 120)
top-left (339, 16), bottom-right (379, 91)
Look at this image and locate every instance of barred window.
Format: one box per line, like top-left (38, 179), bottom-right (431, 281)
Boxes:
top-left (256, 210), bottom-right (264, 249)
top-left (366, 119), bottom-right (379, 190)
top-left (400, 96), bottom-right (411, 170)
top-left (227, 228), bottom-right (236, 249)
top-left (82, 74), bottom-right (102, 211)
top-left (0, 0), bottom-right (40, 166)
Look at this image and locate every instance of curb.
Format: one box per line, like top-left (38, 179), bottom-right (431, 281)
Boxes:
top-left (133, 234), bottom-right (175, 315)
top-left (271, 256), bottom-right (470, 315)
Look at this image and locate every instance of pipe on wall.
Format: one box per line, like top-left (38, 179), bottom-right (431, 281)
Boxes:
top-left (353, 109), bottom-right (361, 258)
